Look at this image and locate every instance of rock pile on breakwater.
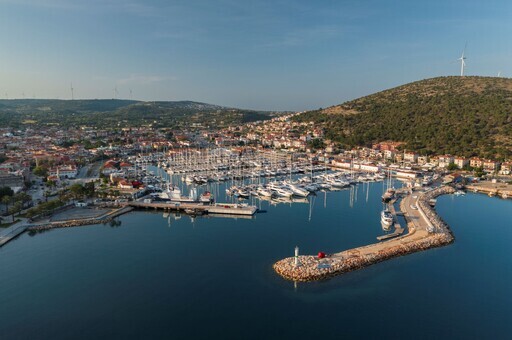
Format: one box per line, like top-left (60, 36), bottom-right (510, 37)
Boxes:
top-left (27, 216), bottom-right (117, 232)
top-left (418, 186), bottom-right (455, 237)
top-left (273, 233), bottom-right (452, 282)
top-left (273, 186), bottom-right (456, 282)
top-left (27, 207), bottom-right (132, 232)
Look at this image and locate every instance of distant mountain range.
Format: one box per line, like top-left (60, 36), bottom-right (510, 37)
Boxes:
top-left (294, 76), bottom-right (512, 160)
top-left (0, 99), bottom-right (282, 129)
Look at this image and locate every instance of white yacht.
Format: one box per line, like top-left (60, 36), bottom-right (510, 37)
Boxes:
top-left (380, 209), bottom-right (394, 227)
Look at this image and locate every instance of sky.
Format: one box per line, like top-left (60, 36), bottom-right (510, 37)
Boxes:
top-left (0, 0), bottom-right (511, 111)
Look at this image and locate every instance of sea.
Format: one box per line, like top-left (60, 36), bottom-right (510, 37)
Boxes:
top-left (0, 175), bottom-right (511, 339)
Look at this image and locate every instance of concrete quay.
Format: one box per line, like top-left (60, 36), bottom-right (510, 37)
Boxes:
top-left (0, 224), bottom-right (30, 247)
top-left (466, 182), bottom-right (512, 199)
top-left (128, 201), bottom-right (258, 216)
top-left (273, 186), bottom-right (455, 282)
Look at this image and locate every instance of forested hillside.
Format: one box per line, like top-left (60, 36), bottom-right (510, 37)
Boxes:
top-left (0, 99), bottom-right (279, 129)
top-left (294, 76), bottom-right (512, 159)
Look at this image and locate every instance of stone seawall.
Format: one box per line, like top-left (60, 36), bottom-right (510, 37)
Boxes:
top-left (273, 186), bottom-right (455, 282)
top-left (27, 206), bottom-right (133, 232)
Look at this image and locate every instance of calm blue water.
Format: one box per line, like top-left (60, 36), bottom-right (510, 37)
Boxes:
top-left (0, 185), bottom-right (511, 340)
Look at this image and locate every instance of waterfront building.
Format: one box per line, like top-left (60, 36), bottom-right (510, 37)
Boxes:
top-left (404, 152), bottom-right (419, 163)
top-left (454, 157), bottom-right (469, 169)
top-left (438, 155), bottom-right (454, 168)
top-left (483, 160), bottom-right (500, 173)
top-left (470, 157), bottom-right (485, 168)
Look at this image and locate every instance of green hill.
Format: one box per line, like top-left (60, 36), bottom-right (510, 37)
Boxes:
top-left (294, 76), bottom-right (512, 160)
top-left (0, 99), bottom-right (279, 129)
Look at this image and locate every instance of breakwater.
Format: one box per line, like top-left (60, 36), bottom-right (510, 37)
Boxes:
top-left (27, 206), bottom-right (133, 232)
top-left (273, 186), bottom-right (455, 282)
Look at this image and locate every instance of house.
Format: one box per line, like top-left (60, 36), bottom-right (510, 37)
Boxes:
top-left (102, 160), bottom-right (119, 175)
top-left (454, 157), bottom-right (469, 169)
top-left (470, 157), bottom-right (484, 169)
top-left (500, 162), bottom-right (512, 175)
top-left (404, 152), bottom-right (418, 163)
top-left (118, 180), bottom-right (134, 189)
top-left (417, 155), bottom-right (429, 165)
top-left (383, 150), bottom-right (395, 160)
top-left (438, 155), bottom-right (454, 168)
top-left (483, 160), bottom-right (500, 173)
top-left (48, 164), bottom-right (78, 179)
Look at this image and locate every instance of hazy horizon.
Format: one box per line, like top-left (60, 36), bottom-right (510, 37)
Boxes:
top-left (1, 0), bottom-right (511, 111)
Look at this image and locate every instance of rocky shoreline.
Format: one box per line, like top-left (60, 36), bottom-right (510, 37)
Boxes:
top-left (273, 186), bottom-right (455, 282)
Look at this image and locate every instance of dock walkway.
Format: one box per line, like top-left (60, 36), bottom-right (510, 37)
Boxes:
top-left (128, 201), bottom-right (257, 216)
top-left (0, 224), bottom-right (29, 247)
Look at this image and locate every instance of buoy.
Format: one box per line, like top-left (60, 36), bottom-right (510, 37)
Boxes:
top-left (318, 252), bottom-right (326, 259)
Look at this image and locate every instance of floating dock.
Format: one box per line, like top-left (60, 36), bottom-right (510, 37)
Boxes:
top-left (377, 226), bottom-right (404, 241)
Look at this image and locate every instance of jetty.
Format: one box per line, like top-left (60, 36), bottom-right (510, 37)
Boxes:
top-left (273, 186), bottom-right (455, 282)
top-left (128, 201), bottom-right (258, 216)
top-left (0, 224), bottom-right (30, 247)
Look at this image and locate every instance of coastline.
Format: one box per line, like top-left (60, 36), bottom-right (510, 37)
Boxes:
top-left (273, 186), bottom-right (455, 282)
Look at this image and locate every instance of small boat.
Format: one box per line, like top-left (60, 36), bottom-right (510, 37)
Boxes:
top-left (381, 188), bottom-right (395, 203)
top-left (199, 191), bottom-right (213, 203)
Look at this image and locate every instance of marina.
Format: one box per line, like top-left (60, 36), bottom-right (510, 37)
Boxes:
top-left (1, 177), bottom-right (511, 339)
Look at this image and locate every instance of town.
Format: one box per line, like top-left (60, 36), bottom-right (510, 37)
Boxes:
top-left (0, 112), bottom-right (511, 225)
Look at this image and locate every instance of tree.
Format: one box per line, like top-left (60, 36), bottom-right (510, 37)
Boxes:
top-left (69, 183), bottom-right (86, 200)
top-left (14, 192), bottom-right (32, 206)
top-left (33, 166), bottom-right (48, 177)
top-left (84, 182), bottom-right (95, 197)
top-left (474, 166), bottom-right (485, 178)
top-left (447, 163), bottom-right (459, 171)
top-left (307, 138), bottom-right (325, 150)
top-left (0, 186), bottom-right (14, 198)
top-left (9, 201), bottom-right (23, 221)
top-left (1, 195), bottom-right (12, 215)
top-left (46, 180), bottom-right (57, 190)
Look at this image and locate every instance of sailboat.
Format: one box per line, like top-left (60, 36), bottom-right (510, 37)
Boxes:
top-left (381, 169), bottom-right (395, 203)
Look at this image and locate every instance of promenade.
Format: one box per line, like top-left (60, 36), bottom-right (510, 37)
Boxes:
top-left (273, 186), bottom-right (455, 282)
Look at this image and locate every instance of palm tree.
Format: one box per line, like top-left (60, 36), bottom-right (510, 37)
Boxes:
top-left (2, 195), bottom-right (11, 216)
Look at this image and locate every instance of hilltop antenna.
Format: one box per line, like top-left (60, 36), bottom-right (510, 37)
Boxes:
top-left (70, 83), bottom-right (74, 100)
top-left (458, 42), bottom-right (467, 76)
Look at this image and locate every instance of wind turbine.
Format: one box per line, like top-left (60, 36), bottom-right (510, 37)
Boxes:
top-left (129, 88), bottom-right (133, 100)
top-left (70, 83), bottom-right (74, 100)
top-left (458, 43), bottom-right (467, 76)
top-left (497, 71), bottom-right (501, 77)
top-left (113, 86), bottom-right (119, 99)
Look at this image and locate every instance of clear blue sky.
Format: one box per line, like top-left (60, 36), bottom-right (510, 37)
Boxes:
top-left (0, 0), bottom-right (511, 111)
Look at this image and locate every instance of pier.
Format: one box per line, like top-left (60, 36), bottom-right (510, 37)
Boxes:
top-left (128, 201), bottom-right (258, 216)
top-left (0, 224), bottom-right (30, 247)
top-left (273, 186), bottom-right (455, 282)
